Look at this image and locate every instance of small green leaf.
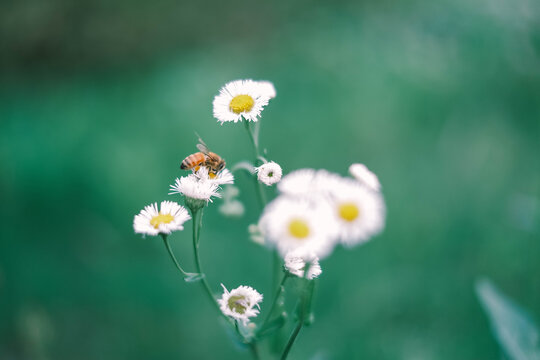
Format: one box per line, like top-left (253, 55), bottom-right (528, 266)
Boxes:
top-left (476, 279), bottom-right (540, 360)
top-left (183, 273), bottom-right (204, 283)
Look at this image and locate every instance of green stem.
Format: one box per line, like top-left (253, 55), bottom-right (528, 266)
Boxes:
top-left (244, 121), bottom-right (267, 208)
top-left (244, 121), bottom-right (260, 159)
top-left (245, 120), bottom-right (285, 353)
top-left (190, 207), bottom-right (261, 356)
top-left (161, 234), bottom-right (190, 277)
top-left (191, 208), bottom-right (222, 317)
top-left (280, 319), bottom-right (303, 360)
top-left (280, 264), bottom-right (314, 360)
top-left (259, 273), bottom-right (288, 333)
top-left (244, 121), bottom-right (278, 291)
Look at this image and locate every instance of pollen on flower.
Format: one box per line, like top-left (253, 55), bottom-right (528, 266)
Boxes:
top-left (339, 203), bottom-right (360, 222)
top-left (228, 295), bottom-right (247, 314)
top-left (150, 213), bottom-right (175, 229)
top-left (209, 172), bottom-right (217, 179)
top-left (288, 219), bottom-right (310, 239)
top-left (229, 95), bottom-right (255, 114)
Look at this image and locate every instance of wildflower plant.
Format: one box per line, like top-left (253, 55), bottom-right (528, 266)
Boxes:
top-left (132, 79), bottom-right (386, 359)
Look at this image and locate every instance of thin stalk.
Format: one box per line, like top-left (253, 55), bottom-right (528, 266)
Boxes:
top-left (244, 121), bottom-right (278, 290)
top-left (280, 264), bottom-right (315, 360)
top-left (244, 121), bottom-right (267, 208)
top-left (244, 120), bottom-right (285, 353)
top-left (191, 208), bottom-right (222, 316)
top-left (244, 121), bottom-right (261, 159)
top-left (280, 319), bottom-right (303, 360)
top-left (259, 273), bottom-right (288, 333)
top-left (161, 234), bottom-right (190, 277)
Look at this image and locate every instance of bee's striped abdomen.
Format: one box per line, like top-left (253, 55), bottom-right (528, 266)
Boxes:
top-left (181, 152), bottom-right (206, 170)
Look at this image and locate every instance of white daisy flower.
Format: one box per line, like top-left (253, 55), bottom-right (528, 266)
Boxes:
top-left (171, 167), bottom-right (235, 210)
top-left (256, 161), bottom-right (282, 186)
top-left (324, 176), bottom-right (386, 246)
top-left (284, 250), bottom-right (322, 280)
top-left (133, 201), bottom-right (191, 236)
top-left (256, 81), bottom-right (276, 99)
top-left (169, 173), bottom-right (221, 203)
top-left (349, 163), bottom-right (381, 192)
top-left (213, 79), bottom-right (271, 124)
top-left (219, 200), bottom-right (245, 217)
top-left (218, 284), bottom-right (263, 325)
top-left (259, 196), bottom-right (338, 259)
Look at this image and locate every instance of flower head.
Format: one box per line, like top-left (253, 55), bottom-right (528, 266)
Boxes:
top-left (284, 250), bottom-right (322, 280)
top-left (170, 167), bottom-right (234, 208)
top-left (349, 163), bottom-right (381, 192)
top-left (213, 80), bottom-right (272, 124)
top-left (133, 201), bottom-right (191, 236)
top-left (324, 176), bottom-right (386, 246)
top-left (170, 173), bottom-right (220, 202)
top-left (259, 196), bottom-right (338, 259)
top-left (218, 284), bottom-right (263, 325)
top-left (256, 161), bottom-right (282, 186)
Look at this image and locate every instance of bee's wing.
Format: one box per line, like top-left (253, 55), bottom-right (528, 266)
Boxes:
top-left (196, 143), bottom-right (210, 155)
top-left (195, 134), bottom-right (211, 155)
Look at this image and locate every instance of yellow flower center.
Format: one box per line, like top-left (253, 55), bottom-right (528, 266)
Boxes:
top-left (339, 203), bottom-right (360, 222)
top-left (229, 95), bottom-right (255, 114)
top-left (288, 219), bottom-right (310, 239)
top-left (209, 172), bottom-right (217, 179)
top-left (150, 213), bottom-right (175, 229)
top-left (228, 295), bottom-right (247, 314)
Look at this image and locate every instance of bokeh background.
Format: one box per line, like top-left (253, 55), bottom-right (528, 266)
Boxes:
top-left (1, 0), bottom-right (539, 359)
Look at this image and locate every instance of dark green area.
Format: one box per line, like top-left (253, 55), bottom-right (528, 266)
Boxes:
top-left (1, 0), bottom-right (540, 359)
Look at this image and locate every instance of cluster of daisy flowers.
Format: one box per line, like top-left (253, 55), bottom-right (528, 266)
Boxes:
top-left (132, 78), bottom-right (387, 357)
top-left (259, 164), bottom-right (385, 269)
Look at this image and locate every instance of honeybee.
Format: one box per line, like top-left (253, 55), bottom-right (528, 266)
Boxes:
top-left (180, 137), bottom-right (226, 176)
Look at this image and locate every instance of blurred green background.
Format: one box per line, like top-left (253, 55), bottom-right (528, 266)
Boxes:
top-left (1, 0), bottom-right (540, 359)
